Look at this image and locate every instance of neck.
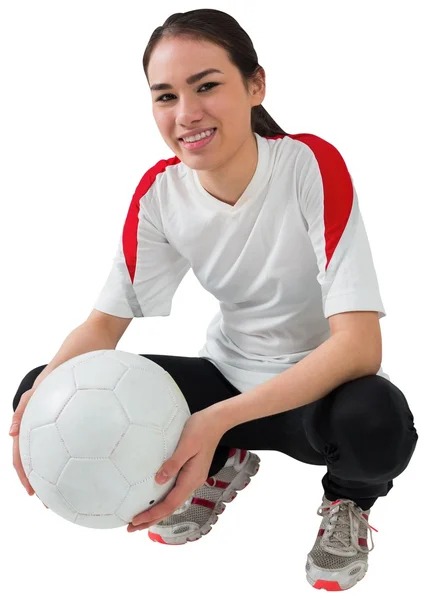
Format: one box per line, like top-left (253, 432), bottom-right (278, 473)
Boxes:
top-left (196, 132), bottom-right (258, 206)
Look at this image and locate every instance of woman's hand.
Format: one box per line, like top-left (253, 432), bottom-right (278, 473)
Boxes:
top-left (10, 389), bottom-right (36, 496)
top-left (128, 409), bottom-right (226, 532)
top-left (10, 389), bottom-right (48, 508)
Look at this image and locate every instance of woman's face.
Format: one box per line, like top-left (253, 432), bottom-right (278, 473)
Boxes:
top-left (147, 36), bottom-right (265, 171)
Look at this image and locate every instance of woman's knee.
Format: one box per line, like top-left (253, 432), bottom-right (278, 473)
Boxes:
top-left (332, 375), bottom-right (417, 440)
top-left (12, 365), bottom-right (48, 412)
top-left (303, 376), bottom-right (418, 480)
top-left (331, 375), bottom-right (418, 480)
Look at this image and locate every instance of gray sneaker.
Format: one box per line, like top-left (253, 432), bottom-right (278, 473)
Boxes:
top-left (148, 448), bottom-right (260, 545)
top-left (306, 495), bottom-right (378, 591)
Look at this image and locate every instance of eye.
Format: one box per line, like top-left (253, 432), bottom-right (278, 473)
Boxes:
top-left (197, 82), bottom-right (219, 94)
top-left (156, 82), bottom-right (219, 103)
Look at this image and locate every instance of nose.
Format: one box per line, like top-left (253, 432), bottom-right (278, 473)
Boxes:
top-left (176, 95), bottom-right (204, 128)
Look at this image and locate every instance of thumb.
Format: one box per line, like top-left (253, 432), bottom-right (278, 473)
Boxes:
top-left (155, 460), bottom-right (176, 483)
top-left (9, 414), bottom-right (21, 436)
top-left (155, 453), bottom-right (185, 484)
top-left (155, 468), bottom-right (169, 484)
top-left (10, 390), bottom-right (32, 436)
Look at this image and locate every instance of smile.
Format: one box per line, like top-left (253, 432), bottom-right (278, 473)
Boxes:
top-left (179, 128), bottom-right (217, 150)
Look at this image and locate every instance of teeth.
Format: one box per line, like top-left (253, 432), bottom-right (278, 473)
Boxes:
top-left (182, 128), bottom-right (215, 143)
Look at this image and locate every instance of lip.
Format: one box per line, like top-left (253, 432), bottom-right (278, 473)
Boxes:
top-left (179, 128), bottom-right (217, 151)
top-left (178, 127), bottom-right (216, 140)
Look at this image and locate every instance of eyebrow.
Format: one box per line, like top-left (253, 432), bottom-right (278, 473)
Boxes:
top-left (150, 68), bottom-right (224, 92)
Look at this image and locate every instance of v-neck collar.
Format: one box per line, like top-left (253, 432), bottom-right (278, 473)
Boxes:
top-left (190, 133), bottom-right (268, 214)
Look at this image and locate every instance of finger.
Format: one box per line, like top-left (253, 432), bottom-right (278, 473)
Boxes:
top-left (132, 486), bottom-right (190, 526)
top-left (131, 498), bottom-right (175, 525)
top-left (11, 390), bottom-right (31, 427)
top-left (10, 405), bottom-right (25, 436)
top-left (13, 396), bottom-right (27, 419)
top-left (128, 518), bottom-right (161, 532)
top-left (9, 418), bottom-right (21, 436)
top-left (13, 435), bottom-right (34, 495)
top-left (131, 488), bottom-right (175, 525)
top-left (131, 503), bottom-right (171, 526)
top-left (132, 494), bottom-right (179, 525)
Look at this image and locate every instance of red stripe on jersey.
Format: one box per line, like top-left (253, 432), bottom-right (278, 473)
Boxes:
top-left (272, 133), bottom-right (353, 271)
top-left (122, 156), bottom-right (181, 282)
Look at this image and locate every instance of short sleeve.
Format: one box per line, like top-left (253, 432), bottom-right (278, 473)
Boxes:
top-left (93, 171), bottom-right (191, 318)
top-left (93, 236), bottom-right (137, 318)
top-left (297, 135), bottom-right (386, 320)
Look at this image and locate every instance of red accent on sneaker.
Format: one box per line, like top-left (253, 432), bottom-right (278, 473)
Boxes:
top-left (318, 528), bottom-right (325, 536)
top-left (148, 531), bottom-right (167, 544)
top-left (205, 477), bottom-right (229, 489)
top-left (213, 480), bottom-right (229, 489)
top-left (359, 537), bottom-right (368, 547)
top-left (147, 531), bottom-right (186, 545)
top-left (228, 448), bottom-right (237, 459)
top-left (191, 497), bottom-right (216, 510)
top-left (314, 580), bottom-right (343, 591)
top-left (239, 449), bottom-right (247, 464)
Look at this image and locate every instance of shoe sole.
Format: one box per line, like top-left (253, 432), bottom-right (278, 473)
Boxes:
top-left (306, 555), bottom-right (369, 591)
top-left (148, 452), bottom-right (261, 545)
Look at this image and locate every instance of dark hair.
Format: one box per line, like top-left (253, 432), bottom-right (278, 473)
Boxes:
top-left (142, 9), bottom-right (287, 138)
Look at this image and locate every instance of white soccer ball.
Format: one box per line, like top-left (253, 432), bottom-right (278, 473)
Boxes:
top-left (19, 350), bottom-right (191, 529)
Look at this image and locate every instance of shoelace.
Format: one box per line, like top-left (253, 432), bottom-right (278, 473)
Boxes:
top-left (318, 499), bottom-right (379, 557)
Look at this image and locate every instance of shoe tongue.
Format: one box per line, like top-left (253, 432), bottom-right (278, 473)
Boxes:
top-left (329, 534), bottom-right (350, 547)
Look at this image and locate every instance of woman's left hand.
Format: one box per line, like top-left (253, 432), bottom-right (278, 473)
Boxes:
top-left (128, 408), bottom-right (226, 532)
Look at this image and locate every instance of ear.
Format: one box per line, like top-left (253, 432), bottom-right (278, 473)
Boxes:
top-left (250, 66), bottom-right (266, 106)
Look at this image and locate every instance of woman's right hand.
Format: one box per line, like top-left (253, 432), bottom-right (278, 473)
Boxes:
top-left (10, 388), bottom-right (36, 495)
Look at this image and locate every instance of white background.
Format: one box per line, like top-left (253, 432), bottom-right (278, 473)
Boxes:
top-left (1, 0), bottom-right (425, 596)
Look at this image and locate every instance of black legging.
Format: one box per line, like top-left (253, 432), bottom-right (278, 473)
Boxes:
top-left (13, 354), bottom-right (418, 511)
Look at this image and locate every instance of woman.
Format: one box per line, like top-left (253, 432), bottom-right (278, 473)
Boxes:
top-left (11, 8), bottom-right (418, 592)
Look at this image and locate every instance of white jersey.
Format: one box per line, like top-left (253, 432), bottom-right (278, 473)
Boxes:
top-left (93, 132), bottom-right (390, 392)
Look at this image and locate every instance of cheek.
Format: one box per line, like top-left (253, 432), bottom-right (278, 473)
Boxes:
top-left (213, 99), bottom-right (247, 130)
top-left (229, 102), bottom-right (250, 125)
top-left (206, 97), bottom-right (228, 118)
top-left (153, 110), bottom-right (172, 133)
